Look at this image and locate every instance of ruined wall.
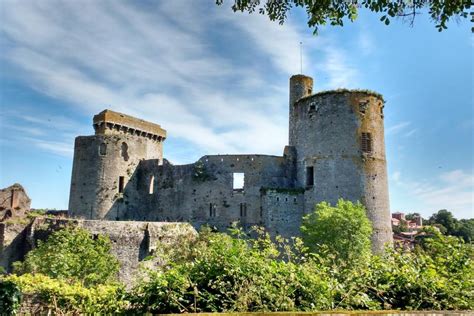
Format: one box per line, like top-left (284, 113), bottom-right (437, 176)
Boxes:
top-left (116, 154), bottom-right (296, 234)
top-left (0, 184), bottom-right (31, 221)
top-left (261, 189), bottom-right (304, 238)
top-left (290, 90), bottom-right (392, 250)
top-left (0, 218), bottom-right (196, 284)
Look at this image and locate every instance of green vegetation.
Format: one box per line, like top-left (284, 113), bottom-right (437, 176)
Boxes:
top-left (301, 200), bottom-right (372, 265)
top-left (426, 209), bottom-right (474, 242)
top-left (216, 0), bottom-right (471, 33)
top-left (1, 274), bottom-right (126, 314)
top-left (13, 227), bottom-right (120, 287)
top-left (192, 160), bottom-right (215, 182)
top-left (1, 201), bottom-right (473, 314)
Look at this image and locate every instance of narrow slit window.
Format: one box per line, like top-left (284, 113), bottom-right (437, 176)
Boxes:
top-left (361, 132), bottom-right (373, 153)
top-left (99, 143), bottom-right (107, 156)
top-left (209, 204), bottom-right (216, 217)
top-left (306, 166), bottom-right (314, 186)
top-left (307, 88), bottom-right (312, 95)
top-left (233, 173), bottom-right (244, 190)
top-left (148, 176), bottom-right (154, 194)
top-left (118, 176), bottom-right (125, 193)
top-left (240, 203), bottom-right (247, 217)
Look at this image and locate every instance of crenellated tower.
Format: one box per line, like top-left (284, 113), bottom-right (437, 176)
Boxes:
top-left (68, 110), bottom-right (166, 220)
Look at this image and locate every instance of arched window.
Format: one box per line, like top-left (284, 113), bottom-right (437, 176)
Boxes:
top-left (99, 143), bottom-right (107, 156)
top-left (149, 176), bottom-right (155, 195)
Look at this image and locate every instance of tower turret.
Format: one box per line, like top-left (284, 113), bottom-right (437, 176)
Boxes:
top-left (68, 109), bottom-right (166, 220)
top-left (289, 74), bottom-right (313, 146)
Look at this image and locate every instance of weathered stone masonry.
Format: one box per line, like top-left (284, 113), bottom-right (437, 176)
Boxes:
top-left (69, 74), bottom-right (393, 251)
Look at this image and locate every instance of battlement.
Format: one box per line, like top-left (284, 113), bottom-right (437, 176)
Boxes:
top-left (93, 109), bottom-right (167, 141)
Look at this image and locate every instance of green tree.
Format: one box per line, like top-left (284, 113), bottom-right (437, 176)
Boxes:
top-left (216, 0), bottom-right (471, 33)
top-left (453, 219), bottom-right (474, 243)
top-left (13, 227), bottom-right (119, 287)
top-left (429, 209), bottom-right (458, 235)
top-left (301, 199), bottom-right (373, 264)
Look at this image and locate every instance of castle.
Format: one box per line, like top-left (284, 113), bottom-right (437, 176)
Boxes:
top-left (69, 74), bottom-right (393, 251)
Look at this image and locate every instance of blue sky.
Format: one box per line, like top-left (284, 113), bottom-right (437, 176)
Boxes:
top-left (0, 1), bottom-right (472, 219)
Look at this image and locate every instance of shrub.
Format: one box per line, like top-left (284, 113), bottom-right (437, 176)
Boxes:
top-left (1, 274), bottom-right (127, 314)
top-left (301, 199), bottom-right (372, 266)
top-left (0, 280), bottom-right (22, 315)
top-left (13, 227), bottom-right (119, 287)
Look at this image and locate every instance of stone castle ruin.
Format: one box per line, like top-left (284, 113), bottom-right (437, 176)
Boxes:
top-left (69, 74), bottom-right (393, 251)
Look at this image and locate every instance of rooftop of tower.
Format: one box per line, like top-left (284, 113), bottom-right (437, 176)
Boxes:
top-left (296, 88), bottom-right (385, 103)
top-left (93, 109), bottom-right (167, 139)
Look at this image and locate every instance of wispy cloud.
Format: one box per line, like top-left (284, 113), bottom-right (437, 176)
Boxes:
top-left (391, 169), bottom-right (474, 218)
top-left (386, 121), bottom-right (411, 135)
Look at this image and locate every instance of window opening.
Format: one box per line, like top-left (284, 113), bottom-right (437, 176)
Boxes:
top-left (359, 100), bottom-right (369, 114)
top-left (233, 173), bottom-right (244, 190)
top-left (99, 143), bottom-right (107, 156)
top-left (209, 204), bottom-right (217, 217)
top-left (361, 132), bottom-right (373, 153)
top-left (306, 166), bottom-right (314, 186)
top-left (149, 176), bottom-right (154, 194)
top-left (240, 203), bottom-right (247, 217)
top-left (121, 142), bottom-right (129, 161)
top-left (118, 176), bottom-right (125, 193)
top-left (307, 88), bottom-right (312, 95)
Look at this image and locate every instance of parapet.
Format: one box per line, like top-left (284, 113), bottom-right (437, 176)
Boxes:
top-left (93, 109), bottom-right (167, 141)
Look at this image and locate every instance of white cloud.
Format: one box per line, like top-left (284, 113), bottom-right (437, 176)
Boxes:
top-left (391, 169), bottom-right (474, 219)
top-left (0, 0), bottom-right (366, 161)
top-left (386, 121), bottom-right (411, 135)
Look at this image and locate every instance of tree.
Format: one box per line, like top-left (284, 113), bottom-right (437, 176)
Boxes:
top-left (429, 209), bottom-right (458, 235)
top-left (216, 0), bottom-right (471, 33)
top-left (301, 199), bottom-right (372, 264)
top-left (453, 219), bottom-right (474, 243)
top-left (13, 227), bottom-right (120, 287)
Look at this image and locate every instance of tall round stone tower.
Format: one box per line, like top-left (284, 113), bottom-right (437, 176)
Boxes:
top-left (289, 74), bottom-right (392, 251)
top-left (68, 110), bottom-right (166, 220)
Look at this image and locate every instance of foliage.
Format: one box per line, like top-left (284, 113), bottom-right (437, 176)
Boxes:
top-left (192, 160), bottom-right (215, 182)
top-left (129, 226), bottom-right (334, 313)
top-left (216, 0), bottom-right (471, 33)
top-left (427, 209), bottom-right (474, 242)
top-left (1, 274), bottom-right (127, 314)
top-left (0, 280), bottom-right (22, 315)
top-left (128, 223), bottom-right (473, 313)
top-left (13, 227), bottom-right (120, 287)
top-left (301, 199), bottom-right (372, 265)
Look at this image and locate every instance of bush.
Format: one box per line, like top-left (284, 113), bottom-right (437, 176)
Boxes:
top-left (1, 274), bottom-right (127, 314)
top-left (0, 280), bottom-right (22, 315)
top-left (13, 227), bottom-right (119, 287)
top-left (301, 199), bottom-right (373, 266)
top-left (129, 227), bottom-right (334, 313)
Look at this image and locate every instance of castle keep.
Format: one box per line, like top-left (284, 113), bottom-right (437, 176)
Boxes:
top-left (69, 74), bottom-right (393, 251)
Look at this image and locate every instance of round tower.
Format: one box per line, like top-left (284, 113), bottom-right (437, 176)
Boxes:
top-left (289, 85), bottom-right (392, 252)
top-left (289, 74), bottom-right (313, 146)
top-left (68, 110), bottom-right (166, 220)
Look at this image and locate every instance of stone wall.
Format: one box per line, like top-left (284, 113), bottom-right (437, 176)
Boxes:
top-left (118, 154), bottom-right (297, 236)
top-left (0, 218), bottom-right (196, 285)
top-left (69, 133), bottom-right (163, 220)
